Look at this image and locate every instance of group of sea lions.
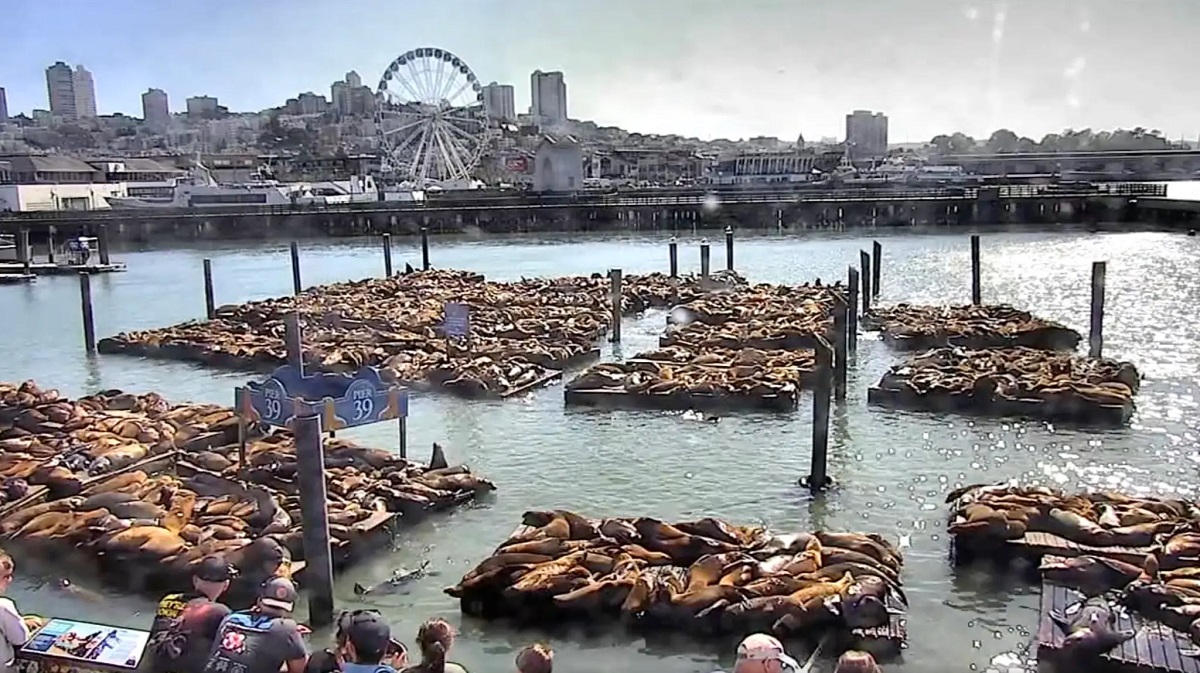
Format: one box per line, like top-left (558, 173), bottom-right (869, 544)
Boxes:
top-left (872, 345), bottom-right (1142, 423)
top-left (0, 380), bottom-right (496, 591)
top-left (98, 269), bottom-right (742, 398)
top-left (862, 303), bottom-right (1083, 351)
top-left (446, 510), bottom-right (907, 640)
top-left (946, 483), bottom-right (1199, 549)
top-left (567, 283), bottom-right (845, 410)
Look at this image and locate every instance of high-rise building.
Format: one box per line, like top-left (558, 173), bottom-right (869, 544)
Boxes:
top-left (845, 110), bottom-right (889, 157)
top-left (0, 87), bottom-right (7, 123)
top-left (141, 88), bottom-right (170, 129)
top-left (332, 71), bottom-right (371, 117)
top-left (46, 61), bottom-right (77, 119)
top-left (345, 70), bottom-right (362, 89)
top-left (186, 95), bottom-right (220, 118)
top-left (482, 82), bottom-right (515, 121)
top-left (73, 65), bottom-right (97, 118)
top-left (530, 70), bottom-right (567, 127)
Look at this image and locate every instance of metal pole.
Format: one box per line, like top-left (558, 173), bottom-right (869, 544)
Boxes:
top-left (202, 259), bottom-right (216, 320)
top-left (292, 414), bottom-right (335, 628)
top-left (846, 267), bottom-right (859, 354)
top-left (382, 233), bottom-right (393, 278)
top-left (290, 241), bottom-right (302, 295)
top-left (724, 226), bottom-right (734, 272)
top-left (832, 294), bottom-right (848, 402)
top-left (872, 240), bottom-right (882, 297)
top-left (859, 250), bottom-right (872, 315)
top-left (970, 234), bottom-right (982, 305)
top-left (806, 340), bottom-right (833, 491)
top-left (97, 223), bottom-right (111, 265)
top-left (668, 237), bottom-right (678, 278)
top-left (46, 226), bottom-right (56, 264)
top-left (1089, 261), bottom-right (1107, 358)
top-left (420, 227), bottom-right (430, 270)
top-left (609, 269), bottom-right (623, 343)
top-left (398, 417), bottom-right (408, 460)
top-left (284, 312), bottom-right (304, 375)
top-left (700, 239), bottom-right (711, 280)
top-left (79, 273), bottom-right (96, 355)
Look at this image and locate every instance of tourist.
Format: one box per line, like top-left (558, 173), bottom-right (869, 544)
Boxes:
top-left (305, 610), bottom-right (408, 673)
top-left (148, 555), bottom-right (236, 673)
top-left (201, 576), bottom-right (309, 673)
top-left (399, 618), bottom-right (468, 673)
top-left (833, 650), bottom-right (882, 673)
top-left (514, 643), bottom-right (552, 673)
top-left (0, 550), bottom-right (41, 673)
top-left (720, 633), bottom-right (801, 673)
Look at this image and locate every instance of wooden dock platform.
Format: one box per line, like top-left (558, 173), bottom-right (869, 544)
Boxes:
top-left (1009, 531), bottom-right (1153, 566)
top-left (1037, 580), bottom-right (1200, 673)
top-left (564, 386), bottom-right (798, 412)
top-left (0, 262), bottom-right (126, 276)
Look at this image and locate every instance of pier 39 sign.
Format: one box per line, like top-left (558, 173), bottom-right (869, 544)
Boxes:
top-left (235, 365), bottom-right (409, 430)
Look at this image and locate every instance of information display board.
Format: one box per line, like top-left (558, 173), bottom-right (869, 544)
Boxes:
top-left (20, 618), bottom-right (150, 672)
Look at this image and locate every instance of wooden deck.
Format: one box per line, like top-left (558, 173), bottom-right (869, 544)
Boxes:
top-left (1009, 531), bottom-right (1153, 566)
top-left (1037, 580), bottom-right (1200, 673)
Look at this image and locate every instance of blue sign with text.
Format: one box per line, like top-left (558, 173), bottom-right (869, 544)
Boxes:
top-left (442, 302), bottom-right (470, 339)
top-left (235, 365), bottom-right (408, 431)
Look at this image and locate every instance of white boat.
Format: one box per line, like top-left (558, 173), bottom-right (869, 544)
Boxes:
top-left (293, 176), bottom-right (381, 206)
top-left (106, 161), bottom-right (298, 209)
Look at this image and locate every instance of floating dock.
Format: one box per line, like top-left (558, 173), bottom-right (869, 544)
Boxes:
top-left (1036, 579), bottom-right (1198, 673)
top-left (0, 273), bottom-right (34, 285)
top-left (0, 262), bottom-right (126, 276)
top-left (564, 386), bottom-right (798, 412)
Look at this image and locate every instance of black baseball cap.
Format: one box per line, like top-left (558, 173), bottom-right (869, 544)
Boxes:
top-left (259, 576), bottom-right (297, 612)
top-left (337, 610), bottom-right (393, 657)
top-left (193, 556), bottom-right (237, 583)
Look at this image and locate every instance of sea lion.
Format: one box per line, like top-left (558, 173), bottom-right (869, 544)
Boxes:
top-left (813, 532), bottom-right (901, 569)
top-left (1051, 596), bottom-right (1134, 655)
top-left (496, 537), bottom-right (587, 557)
top-left (834, 651), bottom-right (883, 673)
top-left (673, 517), bottom-right (745, 546)
top-left (506, 551), bottom-right (591, 594)
top-left (819, 546), bottom-right (898, 581)
top-left (826, 575), bottom-right (905, 629)
top-left (354, 560), bottom-right (432, 596)
top-left (633, 517), bottom-right (740, 564)
top-left (0, 497), bottom-right (83, 534)
top-left (684, 552), bottom-right (748, 592)
top-left (1040, 555), bottom-right (1142, 596)
top-left (79, 491), bottom-right (139, 512)
top-left (82, 471), bottom-right (148, 495)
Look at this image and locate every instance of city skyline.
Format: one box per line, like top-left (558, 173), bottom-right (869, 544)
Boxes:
top-left (3, 0), bottom-right (1198, 142)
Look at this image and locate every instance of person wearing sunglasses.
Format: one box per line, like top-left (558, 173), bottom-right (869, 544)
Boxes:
top-left (305, 610), bottom-right (406, 673)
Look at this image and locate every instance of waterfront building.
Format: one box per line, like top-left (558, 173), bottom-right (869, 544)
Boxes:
top-left (713, 150), bottom-right (818, 185)
top-left (0, 155), bottom-right (184, 212)
top-left (845, 110), bottom-right (888, 158)
top-left (186, 95), bottom-right (221, 118)
top-left (482, 82), bottom-right (516, 122)
top-left (142, 88), bottom-right (170, 129)
top-left (530, 70), bottom-right (568, 128)
top-left (533, 134), bottom-right (582, 192)
top-left (0, 87), bottom-right (7, 123)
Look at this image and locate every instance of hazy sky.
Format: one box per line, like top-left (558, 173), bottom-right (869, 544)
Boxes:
top-left (4, 0), bottom-right (1198, 142)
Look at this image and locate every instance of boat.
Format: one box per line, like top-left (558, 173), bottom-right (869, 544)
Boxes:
top-left (293, 176), bottom-right (381, 206)
top-left (105, 161), bottom-right (298, 210)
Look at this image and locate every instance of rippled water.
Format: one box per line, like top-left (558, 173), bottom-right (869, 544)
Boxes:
top-left (3, 228), bottom-right (1199, 673)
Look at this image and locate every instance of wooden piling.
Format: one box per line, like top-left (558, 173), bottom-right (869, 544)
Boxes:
top-left (805, 339), bottom-right (833, 491)
top-left (1089, 261), bottom-right (1107, 358)
top-left (420, 227), bottom-right (431, 270)
top-left (859, 250), bottom-right (872, 315)
top-left (289, 241), bottom-right (302, 294)
top-left (202, 259), bottom-right (216, 320)
top-left (609, 269), bottom-right (623, 343)
top-left (17, 229), bottom-right (30, 271)
top-left (832, 293), bottom-right (848, 402)
top-left (284, 312), bottom-right (304, 375)
top-left (700, 240), bottom-right (711, 280)
top-left (382, 233), bottom-right (393, 278)
top-left (46, 226), bottom-right (56, 264)
top-left (79, 273), bottom-right (96, 355)
top-left (846, 267), bottom-right (859, 353)
top-left (97, 224), bottom-right (111, 265)
top-left (398, 417), bottom-right (408, 460)
top-left (970, 234), bottom-right (982, 305)
top-left (872, 240), bottom-right (882, 297)
top-left (292, 414), bottom-right (335, 628)
top-left (725, 226), bottom-right (735, 271)
top-left (668, 238), bottom-right (679, 278)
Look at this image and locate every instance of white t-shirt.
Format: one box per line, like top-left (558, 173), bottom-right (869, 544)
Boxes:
top-left (0, 597), bottom-right (30, 670)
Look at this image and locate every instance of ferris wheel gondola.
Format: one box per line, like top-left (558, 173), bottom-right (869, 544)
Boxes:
top-left (375, 47), bottom-right (489, 186)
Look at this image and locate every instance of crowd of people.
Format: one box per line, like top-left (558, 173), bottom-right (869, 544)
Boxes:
top-left (0, 550), bottom-right (883, 673)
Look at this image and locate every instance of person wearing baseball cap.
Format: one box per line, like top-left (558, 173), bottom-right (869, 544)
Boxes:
top-left (148, 556), bottom-right (235, 673)
top-left (202, 576), bottom-right (309, 673)
top-left (726, 633), bottom-right (801, 673)
top-left (305, 610), bottom-right (407, 673)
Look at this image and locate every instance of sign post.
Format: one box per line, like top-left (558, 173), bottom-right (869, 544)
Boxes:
top-left (234, 365), bottom-right (409, 628)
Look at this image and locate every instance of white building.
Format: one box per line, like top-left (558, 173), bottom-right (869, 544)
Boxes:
top-left (46, 62), bottom-right (77, 119)
top-left (73, 65), bottom-right (97, 118)
top-left (530, 70), bottom-right (567, 128)
top-left (186, 95), bottom-right (220, 118)
top-left (482, 82), bottom-right (515, 122)
top-left (142, 88), bottom-right (170, 129)
top-left (533, 134), bottom-right (583, 192)
top-left (845, 110), bottom-right (888, 158)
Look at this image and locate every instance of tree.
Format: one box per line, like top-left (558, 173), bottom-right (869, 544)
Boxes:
top-left (929, 134), bottom-right (954, 155)
top-left (985, 129), bottom-right (1019, 153)
top-left (949, 133), bottom-right (977, 154)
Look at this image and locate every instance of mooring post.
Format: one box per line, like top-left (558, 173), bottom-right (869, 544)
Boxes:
top-left (284, 312), bottom-right (304, 375)
top-left (832, 294), bottom-right (848, 402)
top-left (97, 223), bottom-right (110, 266)
top-left (202, 258), bottom-right (216, 320)
top-left (382, 233), bottom-right (393, 278)
top-left (1089, 261), bottom-right (1107, 358)
top-left (859, 250), bottom-right (872, 315)
top-left (608, 268), bottom-right (623, 343)
top-left (292, 414), bottom-right (335, 628)
top-left (289, 241), bottom-right (302, 295)
top-left (805, 339), bottom-right (833, 491)
top-left (46, 226), bottom-right (56, 264)
top-left (724, 225), bottom-right (734, 272)
top-left (668, 237), bottom-right (679, 278)
top-left (872, 240), bottom-right (882, 297)
top-left (420, 227), bottom-right (431, 270)
top-left (79, 273), bottom-right (96, 355)
top-left (700, 239), bottom-right (711, 280)
top-left (970, 234), bottom-right (982, 305)
top-left (398, 417), bottom-right (408, 460)
top-left (17, 229), bottom-right (30, 272)
top-left (846, 267), bottom-right (860, 354)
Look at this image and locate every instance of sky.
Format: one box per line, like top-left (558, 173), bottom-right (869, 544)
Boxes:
top-left (4, 0), bottom-right (1198, 142)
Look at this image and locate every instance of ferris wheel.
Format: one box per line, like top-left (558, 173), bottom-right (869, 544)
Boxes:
top-left (375, 47), bottom-right (490, 185)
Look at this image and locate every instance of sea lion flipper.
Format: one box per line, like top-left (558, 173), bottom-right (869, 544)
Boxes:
top-left (1180, 648), bottom-right (1200, 659)
top-left (353, 583), bottom-right (369, 595)
top-left (1049, 610), bottom-right (1071, 631)
top-left (823, 595), bottom-right (842, 615)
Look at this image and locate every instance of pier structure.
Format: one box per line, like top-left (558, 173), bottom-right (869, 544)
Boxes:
top-left (0, 182), bottom-right (1169, 243)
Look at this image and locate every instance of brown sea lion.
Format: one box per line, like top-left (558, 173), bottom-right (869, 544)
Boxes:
top-left (834, 651), bottom-right (883, 673)
top-left (817, 546), bottom-right (896, 579)
top-left (79, 491), bottom-right (139, 512)
top-left (1, 497), bottom-right (83, 533)
top-left (503, 566), bottom-right (592, 597)
top-left (730, 574), bottom-right (852, 633)
top-left (813, 532), bottom-right (901, 569)
top-left (461, 553), bottom-right (556, 583)
top-left (522, 510), bottom-right (597, 540)
top-left (669, 584), bottom-right (748, 614)
top-left (11, 511), bottom-right (76, 540)
top-left (598, 518), bottom-right (638, 542)
top-left (673, 517), bottom-right (744, 545)
top-left (496, 537), bottom-right (580, 557)
top-left (633, 517), bottom-right (740, 564)
top-left (507, 551), bottom-right (590, 593)
top-left (82, 471), bottom-right (148, 495)
top-left (685, 552), bottom-right (748, 592)
top-left (1040, 556), bottom-right (1142, 596)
